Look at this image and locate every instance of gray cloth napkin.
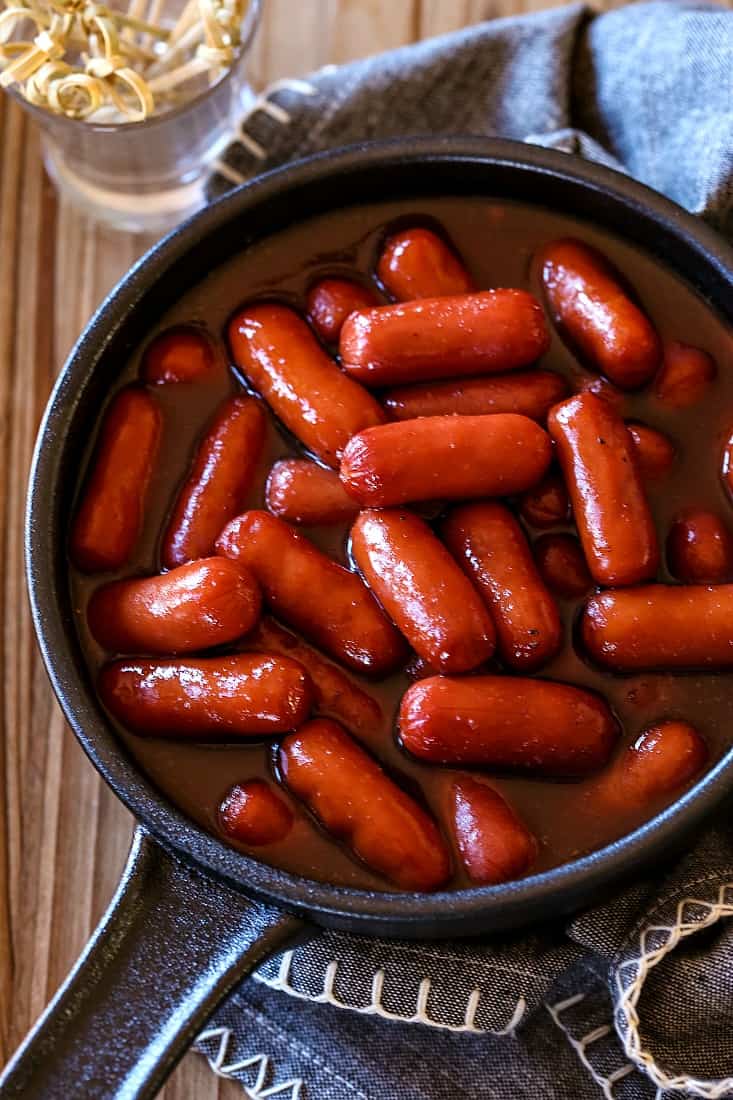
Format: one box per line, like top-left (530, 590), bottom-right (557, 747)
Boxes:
top-left (198, 4), bottom-right (733, 1097)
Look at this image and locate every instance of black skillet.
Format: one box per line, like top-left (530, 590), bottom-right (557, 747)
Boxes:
top-left (2, 138), bottom-right (733, 1100)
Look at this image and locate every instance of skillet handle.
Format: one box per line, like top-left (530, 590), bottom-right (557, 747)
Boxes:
top-left (0, 825), bottom-right (303, 1100)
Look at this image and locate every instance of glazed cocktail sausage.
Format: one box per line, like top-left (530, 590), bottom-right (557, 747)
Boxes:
top-left (626, 422), bottom-right (675, 479)
top-left (376, 227), bottom-right (474, 300)
top-left (279, 718), bottom-right (451, 890)
top-left (228, 302), bottom-right (385, 467)
top-left (265, 459), bottom-right (360, 526)
top-left (442, 502), bottom-right (562, 671)
top-left (382, 370), bottom-right (567, 422)
top-left (219, 780), bottom-right (294, 845)
top-left (548, 394), bottom-right (659, 585)
top-left (244, 618), bottom-right (384, 740)
top-left (591, 722), bottom-right (707, 813)
top-left (162, 395), bottom-right (266, 568)
top-left (99, 653), bottom-right (313, 738)
top-left (71, 386), bottom-right (162, 573)
top-left (582, 584), bottom-right (733, 669)
top-left (666, 508), bottom-right (733, 583)
top-left (518, 472), bottom-right (571, 529)
top-left (340, 290), bottom-right (549, 386)
top-left (87, 558), bottom-right (261, 655)
top-left (533, 533), bottom-right (592, 599)
top-left (399, 676), bottom-right (618, 776)
top-left (306, 278), bottom-right (379, 344)
top-left (141, 325), bottom-right (218, 385)
top-left (216, 510), bottom-right (407, 676)
top-left (350, 509), bottom-right (496, 674)
top-left (654, 341), bottom-right (716, 408)
top-left (539, 238), bottom-right (660, 389)
top-left (341, 414), bottom-right (552, 507)
top-left (450, 777), bottom-right (538, 885)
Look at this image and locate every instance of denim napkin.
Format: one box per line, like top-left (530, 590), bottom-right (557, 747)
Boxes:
top-left (198, 4), bottom-right (733, 1096)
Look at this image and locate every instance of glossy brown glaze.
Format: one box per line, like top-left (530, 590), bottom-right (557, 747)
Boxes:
top-left (442, 502), bottom-right (562, 672)
top-left (549, 393), bottom-right (659, 585)
top-left (350, 509), bottom-right (496, 674)
top-left (69, 197), bottom-right (733, 892)
top-left (341, 414), bottom-right (552, 507)
top-left (229, 302), bottom-right (385, 467)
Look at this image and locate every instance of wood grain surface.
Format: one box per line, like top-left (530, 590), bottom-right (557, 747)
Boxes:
top-left (0, 2), bottom-right (728, 1096)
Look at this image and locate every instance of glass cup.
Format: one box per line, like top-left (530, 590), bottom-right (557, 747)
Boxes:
top-left (6, 0), bottom-right (262, 233)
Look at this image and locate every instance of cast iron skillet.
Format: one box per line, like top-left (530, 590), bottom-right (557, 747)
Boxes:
top-left (3, 138), bottom-right (733, 1100)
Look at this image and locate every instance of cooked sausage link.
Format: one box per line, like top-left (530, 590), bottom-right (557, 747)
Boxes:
top-left (582, 584), bottom-right (733, 669)
top-left (548, 393), bottom-right (659, 585)
top-left (654, 340), bottom-right (716, 408)
top-left (228, 302), bottom-right (385, 467)
top-left (518, 471), bottom-right (571, 529)
top-left (216, 510), bottom-right (408, 677)
top-left (219, 779), bottom-right (294, 845)
top-left (99, 653), bottom-right (313, 738)
top-left (265, 459), bottom-right (360, 526)
top-left (280, 718), bottom-right (451, 890)
top-left (376, 226), bottom-right (474, 300)
top-left (162, 395), bottom-right (266, 568)
top-left (351, 509), bottom-right (496, 674)
top-left (339, 290), bottom-right (549, 386)
top-left (140, 325), bottom-right (219, 385)
top-left (539, 238), bottom-right (660, 389)
top-left (533, 533), bottom-right (593, 599)
top-left (442, 502), bottom-right (562, 671)
top-left (450, 777), bottom-right (538, 885)
top-left (340, 414), bottom-right (552, 508)
top-left (399, 675), bottom-right (618, 776)
top-left (382, 369), bottom-right (567, 422)
top-left (306, 278), bottom-right (379, 344)
top-left (591, 721), bottom-right (707, 813)
top-left (666, 508), bottom-right (733, 583)
top-left (626, 422), bottom-right (675, 479)
top-left (71, 386), bottom-right (162, 573)
top-left (88, 558), bottom-right (261, 655)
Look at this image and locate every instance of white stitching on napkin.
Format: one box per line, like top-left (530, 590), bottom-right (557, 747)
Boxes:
top-left (212, 77), bottom-right (319, 185)
top-left (614, 883), bottom-right (733, 1098)
top-left (197, 1026), bottom-right (304, 1098)
top-left (253, 949), bottom-right (527, 1036)
top-left (546, 993), bottom-right (636, 1099)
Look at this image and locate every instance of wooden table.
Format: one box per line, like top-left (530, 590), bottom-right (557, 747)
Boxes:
top-left (0, 1), bottom-right (721, 1095)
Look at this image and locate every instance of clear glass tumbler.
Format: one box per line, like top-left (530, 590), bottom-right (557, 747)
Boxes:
top-left (7, 0), bottom-right (262, 233)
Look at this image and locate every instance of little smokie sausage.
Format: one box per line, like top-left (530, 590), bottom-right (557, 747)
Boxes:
top-left (582, 584), bottom-right (733, 670)
top-left (654, 340), bottom-right (717, 408)
top-left (666, 508), bottom-right (733, 583)
top-left (350, 509), bottom-right (496, 674)
top-left (219, 779), bottom-right (294, 845)
top-left (265, 459), bottom-right (360, 526)
top-left (376, 227), bottom-right (474, 301)
top-left (279, 718), bottom-right (451, 890)
top-left (141, 325), bottom-right (219, 385)
top-left (162, 395), bottom-right (266, 568)
top-left (228, 302), bottom-right (385, 467)
top-left (626, 422), bottom-right (675, 479)
top-left (450, 777), bottom-right (538, 885)
top-left (341, 414), bottom-right (552, 508)
top-left (399, 675), bottom-right (618, 776)
top-left (382, 370), bottom-right (567, 422)
top-left (99, 653), bottom-right (313, 738)
top-left (533, 533), bottom-right (593, 599)
top-left (548, 394), bottom-right (659, 585)
top-left (87, 558), bottom-right (261, 655)
top-left (306, 278), bottom-right (379, 344)
top-left (518, 471), bottom-right (571, 529)
top-left (442, 502), bottom-right (562, 672)
top-left (539, 238), bottom-right (661, 389)
top-left (243, 618), bottom-right (384, 740)
top-left (216, 511), bottom-right (407, 677)
top-left (71, 386), bottom-right (162, 573)
top-left (590, 722), bottom-right (707, 815)
top-left (340, 290), bottom-right (549, 386)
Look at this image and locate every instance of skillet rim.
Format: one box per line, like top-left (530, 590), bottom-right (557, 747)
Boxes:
top-left (25, 136), bottom-right (733, 936)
